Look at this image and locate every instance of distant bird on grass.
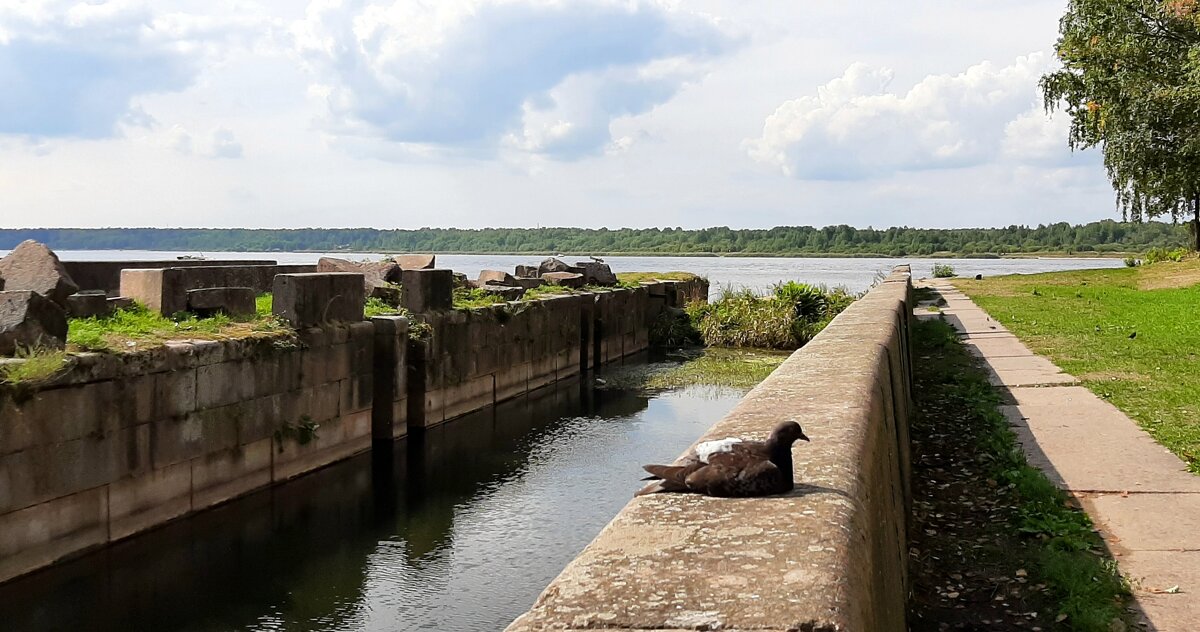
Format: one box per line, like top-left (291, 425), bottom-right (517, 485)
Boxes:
top-left (636, 421), bottom-right (809, 497)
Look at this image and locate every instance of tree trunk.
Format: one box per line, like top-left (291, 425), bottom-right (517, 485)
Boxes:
top-left (1194, 196), bottom-right (1200, 252)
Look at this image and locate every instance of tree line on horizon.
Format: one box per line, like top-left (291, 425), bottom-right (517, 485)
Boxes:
top-left (0, 221), bottom-right (1189, 256)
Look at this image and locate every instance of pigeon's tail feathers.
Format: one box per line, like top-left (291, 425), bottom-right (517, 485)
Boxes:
top-left (642, 464), bottom-right (688, 482)
top-left (635, 479), bottom-right (688, 496)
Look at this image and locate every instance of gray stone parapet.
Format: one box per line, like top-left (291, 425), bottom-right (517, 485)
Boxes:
top-left (506, 266), bottom-right (914, 632)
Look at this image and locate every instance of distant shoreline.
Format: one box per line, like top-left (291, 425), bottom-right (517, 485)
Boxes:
top-left (6, 248), bottom-right (1132, 260)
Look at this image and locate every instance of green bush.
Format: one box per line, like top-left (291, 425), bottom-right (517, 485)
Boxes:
top-left (931, 263), bottom-right (956, 278)
top-left (685, 283), bottom-right (857, 350)
top-left (1144, 246), bottom-right (1188, 264)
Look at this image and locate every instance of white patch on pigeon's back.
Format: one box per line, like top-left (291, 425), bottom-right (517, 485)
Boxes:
top-left (695, 438), bottom-right (741, 463)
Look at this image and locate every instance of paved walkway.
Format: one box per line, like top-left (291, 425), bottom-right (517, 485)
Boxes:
top-left (919, 279), bottom-right (1200, 632)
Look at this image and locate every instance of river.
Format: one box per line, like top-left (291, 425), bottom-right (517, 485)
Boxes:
top-left (17, 250), bottom-right (1124, 296)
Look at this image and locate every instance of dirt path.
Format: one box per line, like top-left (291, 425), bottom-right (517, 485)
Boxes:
top-left (922, 279), bottom-right (1200, 632)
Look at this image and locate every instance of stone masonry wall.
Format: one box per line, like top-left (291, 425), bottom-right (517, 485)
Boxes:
top-left (409, 286), bottom-right (658, 429)
top-left (0, 321), bottom-right (392, 584)
top-left (506, 266), bottom-right (914, 632)
top-left (0, 279), bottom-right (682, 584)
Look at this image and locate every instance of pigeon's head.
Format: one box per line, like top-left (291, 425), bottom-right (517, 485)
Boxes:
top-left (771, 420), bottom-right (809, 445)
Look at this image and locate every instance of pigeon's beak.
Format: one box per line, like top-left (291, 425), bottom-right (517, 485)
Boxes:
top-left (800, 433), bottom-right (810, 442)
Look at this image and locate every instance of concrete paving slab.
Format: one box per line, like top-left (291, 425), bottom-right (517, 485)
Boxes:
top-left (1120, 551), bottom-right (1200, 632)
top-left (1001, 387), bottom-right (1200, 493)
top-left (985, 354), bottom-right (1065, 374)
top-left (985, 367), bottom-right (1078, 387)
top-left (960, 334), bottom-right (1037, 358)
top-left (1081, 493), bottom-right (1200, 552)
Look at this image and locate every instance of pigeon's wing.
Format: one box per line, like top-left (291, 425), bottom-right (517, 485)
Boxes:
top-left (704, 441), bottom-right (769, 468)
top-left (686, 458), bottom-right (787, 497)
top-left (737, 459), bottom-right (793, 496)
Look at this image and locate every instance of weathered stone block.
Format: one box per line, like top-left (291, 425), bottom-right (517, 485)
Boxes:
top-left (0, 290), bottom-right (68, 354)
top-left (0, 486), bottom-right (107, 584)
top-left (513, 277), bottom-right (545, 290)
top-left (191, 438), bottom-right (273, 510)
top-left (478, 269), bottom-right (517, 286)
top-left (186, 286), bottom-right (256, 317)
top-left (482, 284), bottom-right (525, 300)
top-left (400, 268), bottom-right (453, 313)
top-left (195, 360), bottom-right (254, 410)
top-left (317, 257), bottom-right (401, 299)
top-left (272, 412), bottom-right (371, 481)
top-left (371, 315), bottom-right (408, 441)
top-left (0, 240), bottom-right (78, 308)
top-left (154, 369), bottom-right (197, 419)
top-left (66, 290), bottom-right (111, 318)
top-left (573, 261), bottom-right (617, 286)
top-left (340, 374), bottom-right (373, 415)
top-left (108, 460), bottom-right (192, 540)
top-left (150, 409), bottom-right (239, 468)
top-left (393, 254), bottom-right (435, 270)
top-left (514, 264), bottom-right (539, 278)
top-left (443, 374), bottom-right (495, 421)
top-left (495, 362), bottom-right (530, 403)
top-left (538, 257), bottom-right (572, 274)
top-left (272, 273), bottom-right (365, 327)
top-left (541, 272), bottom-right (584, 288)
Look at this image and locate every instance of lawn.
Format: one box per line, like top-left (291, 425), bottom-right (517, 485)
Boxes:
top-left (955, 259), bottom-right (1200, 472)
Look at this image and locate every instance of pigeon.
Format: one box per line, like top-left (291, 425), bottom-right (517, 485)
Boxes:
top-left (635, 421), bottom-right (809, 498)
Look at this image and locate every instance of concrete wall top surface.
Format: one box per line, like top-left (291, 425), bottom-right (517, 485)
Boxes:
top-left (506, 266), bottom-right (913, 632)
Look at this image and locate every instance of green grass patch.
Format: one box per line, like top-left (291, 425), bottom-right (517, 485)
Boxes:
top-left (615, 271), bottom-right (702, 284)
top-left (453, 286), bottom-right (510, 309)
top-left (644, 348), bottom-right (788, 389)
top-left (910, 317), bottom-right (1128, 630)
top-left (255, 293), bottom-right (272, 317)
top-left (596, 347), bottom-right (787, 391)
top-left (0, 347), bottom-right (70, 385)
top-left (66, 300), bottom-right (291, 353)
top-left (956, 259), bottom-right (1200, 472)
top-left (362, 297), bottom-right (432, 339)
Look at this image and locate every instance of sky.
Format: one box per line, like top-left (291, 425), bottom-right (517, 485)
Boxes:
top-left (0, 0), bottom-right (1117, 230)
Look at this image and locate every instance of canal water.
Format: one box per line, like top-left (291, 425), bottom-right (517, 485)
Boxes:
top-left (0, 372), bottom-right (743, 632)
top-left (27, 250), bottom-right (1126, 296)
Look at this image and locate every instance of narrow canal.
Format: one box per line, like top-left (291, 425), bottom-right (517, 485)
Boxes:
top-left (0, 364), bottom-right (743, 632)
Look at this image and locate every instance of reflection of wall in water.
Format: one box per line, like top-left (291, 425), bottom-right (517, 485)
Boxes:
top-left (0, 377), bottom-right (644, 632)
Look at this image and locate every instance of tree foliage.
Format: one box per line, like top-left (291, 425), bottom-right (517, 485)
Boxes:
top-left (1042, 0), bottom-right (1200, 248)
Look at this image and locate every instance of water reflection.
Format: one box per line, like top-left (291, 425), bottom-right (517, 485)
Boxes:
top-left (0, 374), bottom-right (743, 632)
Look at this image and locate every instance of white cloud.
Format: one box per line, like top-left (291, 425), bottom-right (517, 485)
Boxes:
top-left (157, 124), bottom-right (244, 158)
top-left (0, 1), bottom-right (273, 139)
top-left (209, 127), bottom-right (244, 158)
top-left (292, 0), bottom-right (736, 158)
top-left (745, 52), bottom-right (1069, 180)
